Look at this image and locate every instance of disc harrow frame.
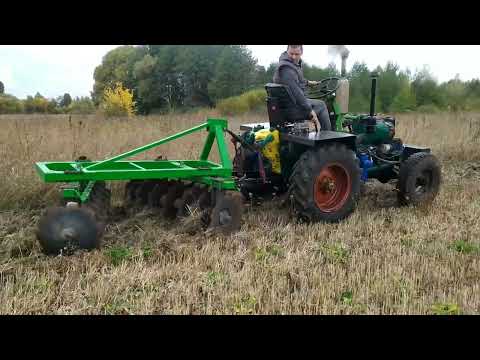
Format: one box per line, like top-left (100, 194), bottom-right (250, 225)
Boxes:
top-left (35, 118), bottom-right (237, 204)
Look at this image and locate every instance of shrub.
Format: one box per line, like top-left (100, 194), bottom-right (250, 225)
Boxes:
top-left (0, 94), bottom-right (24, 114)
top-left (67, 97), bottom-right (96, 114)
top-left (101, 82), bottom-right (136, 117)
top-left (23, 94), bottom-right (50, 114)
top-left (216, 88), bottom-right (266, 115)
top-left (465, 97), bottom-right (480, 111)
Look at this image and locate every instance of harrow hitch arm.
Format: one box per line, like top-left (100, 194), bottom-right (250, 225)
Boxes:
top-left (84, 122), bottom-right (209, 171)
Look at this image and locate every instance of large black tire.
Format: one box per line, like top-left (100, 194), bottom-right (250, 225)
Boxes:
top-left (288, 143), bottom-right (361, 222)
top-left (397, 152), bottom-right (441, 206)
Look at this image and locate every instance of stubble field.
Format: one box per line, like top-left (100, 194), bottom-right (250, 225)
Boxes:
top-left (0, 110), bottom-right (479, 314)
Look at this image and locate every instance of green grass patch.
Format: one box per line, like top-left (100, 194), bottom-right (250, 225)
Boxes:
top-left (431, 303), bottom-right (461, 315)
top-left (106, 246), bottom-right (134, 266)
top-left (254, 244), bottom-right (284, 264)
top-left (318, 243), bottom-right (350, 264)
top-left (233, 294), bottom-right (257, 314)
top-left (449, 240), bottom-right (480, 254)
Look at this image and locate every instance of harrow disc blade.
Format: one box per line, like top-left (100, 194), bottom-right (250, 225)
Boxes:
top-left (134, 181), bottom-right (157, 206)
top-left (206, 191), bottom-right (243, 235)
top-left (84, 182), bottom-right (111, 223)
top-left (175, 188), bottom-right (200, 218)
top-left (160, 181), bottom-right (185, 219)
top-left (124, 180), bottom-right (143, 206)
top-left (147, 181), bottom-right (171, 208)
top-left (191, 183), bottom-right (204, 198)
top-left (36, 207), bottom-right (101, 255)
top-left (198, 188), bottom-right (212, 210)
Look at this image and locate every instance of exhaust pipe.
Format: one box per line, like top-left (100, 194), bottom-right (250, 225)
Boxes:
top-left (328, 45), bottom-right (350, 78)
top-left (370, 72), bottom-right (378, 116)
top-left (341, 54), bottom-right (348, 77)
top-left (328, 45), bottom-right (351, 113)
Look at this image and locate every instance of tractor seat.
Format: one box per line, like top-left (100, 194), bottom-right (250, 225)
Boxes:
top-left (265, 83), bottom-right (309, 129)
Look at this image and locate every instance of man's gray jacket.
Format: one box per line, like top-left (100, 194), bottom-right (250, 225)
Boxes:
top-left (273, 51), bottom-right (311, 119)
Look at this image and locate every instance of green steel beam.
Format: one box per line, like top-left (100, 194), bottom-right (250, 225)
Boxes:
top-left (62, 180), bottom-right (96, 203)
top-left (214, 123), bottom-right (232, 170)
top-left (35, 161), bottom-right (230, 182)
top-left (200, 131), bottom-right (216, 161)
top-left (35, 118), bottom-right (238, 197)
top-left (84, 121), bottom-right (209, 171)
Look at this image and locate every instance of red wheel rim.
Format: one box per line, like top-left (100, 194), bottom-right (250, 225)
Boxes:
top-left (314, 164), bottom-right (351, 212)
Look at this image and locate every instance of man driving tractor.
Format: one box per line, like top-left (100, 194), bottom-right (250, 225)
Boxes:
top-left (273, 45), bottom-right (332, 131)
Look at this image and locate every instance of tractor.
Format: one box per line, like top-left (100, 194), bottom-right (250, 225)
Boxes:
top-left (34, 58), bottom-right (441, 255)
top-left (231, 68), bottom-right (442, 223)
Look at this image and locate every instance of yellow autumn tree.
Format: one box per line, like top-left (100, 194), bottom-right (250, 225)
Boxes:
top-left (102, 82), bottom-right (136, 117)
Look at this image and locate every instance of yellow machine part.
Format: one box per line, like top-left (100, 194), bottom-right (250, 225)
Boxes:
top-left (254, 129), bottom-right (281, 174)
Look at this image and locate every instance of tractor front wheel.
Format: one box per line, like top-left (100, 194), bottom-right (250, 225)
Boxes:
top-left (397, 152), bottom-right (441, 206)
top-left (288, 143), bottom-right (361, 222)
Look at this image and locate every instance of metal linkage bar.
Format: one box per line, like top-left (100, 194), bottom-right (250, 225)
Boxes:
top-left (35, 118), bottom-right (236, 191)
top-left (83, 121), bottom-right (209, 171)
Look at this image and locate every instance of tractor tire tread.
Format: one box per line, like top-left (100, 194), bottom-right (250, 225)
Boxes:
top-left (397, 152), bottom-right (441, 206)
top-left (288, 143), bottom-right (361, 223)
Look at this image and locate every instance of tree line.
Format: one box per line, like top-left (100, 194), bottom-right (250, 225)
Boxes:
top-left (342, 63), bottom-right (480, 113)
top-left (91, 45), bottom-right (264, 114)
top-left (0, 88), bottom-right (95, 115)
top-left (1, 45), bottom-right (480, 115)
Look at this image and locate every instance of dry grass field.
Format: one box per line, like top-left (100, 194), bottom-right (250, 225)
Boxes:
top-left (1, 110), bottom-right (479, 314)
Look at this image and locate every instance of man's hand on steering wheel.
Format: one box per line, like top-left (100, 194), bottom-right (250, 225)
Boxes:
top-left (306, 77), bottom-right (341, 98)
top-left (310, 110), bottom-right (321, 132)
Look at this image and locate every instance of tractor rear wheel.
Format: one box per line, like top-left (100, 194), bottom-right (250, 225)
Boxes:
top-left (288, 143), bottom-right (361, 222)
top-left (397, 152), bottom-right (441, 206)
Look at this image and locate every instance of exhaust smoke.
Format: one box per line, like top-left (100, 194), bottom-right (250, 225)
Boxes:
top-left (327, 45), bottom-right (351, 114)
top-left (328, 45), bottom-right (350, 77)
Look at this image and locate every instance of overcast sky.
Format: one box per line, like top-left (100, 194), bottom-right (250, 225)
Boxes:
top-left (0, 45), bottom-right (478, 99)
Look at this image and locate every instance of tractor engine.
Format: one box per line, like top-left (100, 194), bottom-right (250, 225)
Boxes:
top-left (344, 113), bottom-right (404, 182)
top-left (340, 74), bottom-right (406, 183)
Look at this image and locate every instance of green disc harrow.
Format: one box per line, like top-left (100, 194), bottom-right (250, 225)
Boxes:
top-left (35, 118), bottom-right (243, 255)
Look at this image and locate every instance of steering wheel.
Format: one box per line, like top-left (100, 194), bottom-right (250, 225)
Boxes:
top-left (307, 77), bottom-right (341, 99)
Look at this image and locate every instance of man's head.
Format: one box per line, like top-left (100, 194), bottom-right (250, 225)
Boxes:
top-left (287, 45), bottom-right (303, 64)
